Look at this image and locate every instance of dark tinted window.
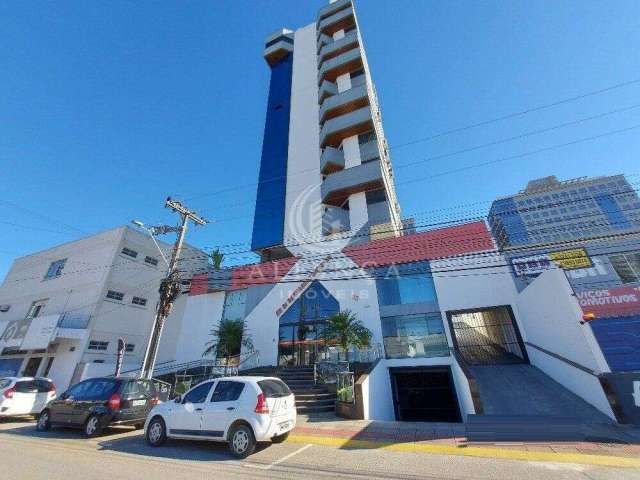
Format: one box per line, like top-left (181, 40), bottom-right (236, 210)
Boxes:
top-left (35, 379), bottom-right (54, 392)
top-left (83, 379), bottom-right (119, 401)
top-left (66, 380), bottom-right (90, 399)
top-left (211, 381), bottom-right (244, 402)
top-left (183, 382), bottom-right (213, 404)
top-left (137, 380), bottom-right (156, 398)
top-left (258, 379), bottom-right (291, 398)
top-left (15, 381), bottom-right (37, 393)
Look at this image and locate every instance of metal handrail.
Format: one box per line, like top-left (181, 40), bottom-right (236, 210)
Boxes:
top-left (524, 341), bottom-right (599, 377)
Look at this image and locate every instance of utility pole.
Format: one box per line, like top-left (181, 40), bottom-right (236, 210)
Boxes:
top-left (139, 197), bottom-right (207, 379)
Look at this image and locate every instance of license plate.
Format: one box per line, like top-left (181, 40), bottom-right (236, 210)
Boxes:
top-left (278, 421), bottom-right (292, 431)
top-left (132, 400), bottom-right (146, 407)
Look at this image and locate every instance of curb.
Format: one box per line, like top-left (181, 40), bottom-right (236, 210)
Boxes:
top-left (287, 434), bottom-right (640, 468)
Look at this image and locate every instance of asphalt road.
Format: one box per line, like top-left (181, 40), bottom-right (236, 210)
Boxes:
top-left (0, 419), bottom-right (638, 480)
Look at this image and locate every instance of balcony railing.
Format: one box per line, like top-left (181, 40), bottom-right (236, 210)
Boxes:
top-left (319, 105), bottom-right (372, 148)
top-left (318, 47), bottom-right (363, 85)
top-left (319, 83), bottom-right (369, 124)
top-left (322, 206), bottom-right (350, 235)
top-left (318, 31), bottom-right (358, 66)
top-left (320, 146), bottom-right (345, 174)
top-left (57, 312), bottom-right (90, 329)
top-left (321, 159), bottom-right (383, 206)
top-left (319, 80), bottom-right (339, 103)
top-left (317, 4), bottom-right (355, 38)
top-left (317, 0), bottom-right (352, 23)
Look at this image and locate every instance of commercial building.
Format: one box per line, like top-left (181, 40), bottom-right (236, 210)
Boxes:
top-left (488, 175), bottom-right (640, 249)
top-left (154, 1), bottom-right (640, 427)
top-left (251, 0), bottom-right (402, 262)
top-left (0, 226), bottom-right (207, 390)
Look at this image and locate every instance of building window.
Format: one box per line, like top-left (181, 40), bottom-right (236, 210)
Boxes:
top-left (106, 290), bottom-right (124, 302)
top-left (121, 247), bottom-right (138, 259)
top-left (88, 341), bottom-right (109, 351)
top-left (376, 271), bottom-right (438, 306)
top-left (144, 256), bottom-right (159, 266)
top-left (381, 313), bottom-right (449, 359)
top-left (609, 252), bottom-right (640, 284)
top-left (26, 300), bottom-right (47, 319)
top-left (131, 296), bottom-right (147, 307)
top-left (366, 189), bottom-right (387, 205)
top-left (44, 259), bottom-right (67, 280)
top-left (125, 343), bottom-right (135, 353)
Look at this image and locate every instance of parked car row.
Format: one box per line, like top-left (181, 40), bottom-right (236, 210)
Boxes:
top-left (0, 374), bottom-right (296, 459)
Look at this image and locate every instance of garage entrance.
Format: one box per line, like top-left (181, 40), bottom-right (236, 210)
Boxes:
top-left (447, 306), bottom-right (528, 366)
top-left (390, 367), bottom-right (462, 422)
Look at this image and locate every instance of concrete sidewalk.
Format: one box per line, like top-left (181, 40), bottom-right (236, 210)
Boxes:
top-left (291, 414), bottom-right (640, 468)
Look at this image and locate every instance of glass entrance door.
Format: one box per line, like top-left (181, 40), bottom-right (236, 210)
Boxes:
top-left (279, 322), bottom-right (327, 366)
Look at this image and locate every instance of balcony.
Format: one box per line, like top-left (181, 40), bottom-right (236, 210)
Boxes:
top-left (319, 80), bottom-right (338, 103)
top-left (317, 4), bottom-right (355, 38)
top-left (322, 206), bottom-right (350, 235)
top-left (318, 47), bottom-right (363, 85)
top-left (318, 31), bottom-right (358, 66)
top-left (263, 30), bottom-right (294, 67)
top-left (358, 139), bottom-right (381, 163)
top-left (319, 83), bottom-right (369, 124)
top-left (319, 105), bottom-right (373, 148)
top-left (321, 160), bottom-right (383, 206)
top-left (56, 312), bottom-right (90, 340)
top-left (320, 146), bottom-right (345, 174)
top-left (317, 0), bottom-right (352, 23)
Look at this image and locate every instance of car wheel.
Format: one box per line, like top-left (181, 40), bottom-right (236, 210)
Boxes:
top-left (229, 424), bottom-right (256, 459)
top-left (146, 417), bottom-right (166, 447)
top-left (36, 410), bottom-right (51, 431)
top-left (271, 431), bottom-right (289, 444)
top-left (84, 414), bottom-right (103, 438)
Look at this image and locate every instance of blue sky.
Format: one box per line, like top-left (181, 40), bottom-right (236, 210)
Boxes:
top-left (1, 0), bottom-right (639, 278)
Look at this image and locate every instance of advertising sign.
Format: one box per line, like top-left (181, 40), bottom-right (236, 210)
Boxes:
top-left (512, 248), bottom-right (591, 277)
top-left (577, 286), bottom-right (640, 318)
top-left (115, 338), bottom-right (125, 377)
top-left (19, 314), bottom-right (60, 350)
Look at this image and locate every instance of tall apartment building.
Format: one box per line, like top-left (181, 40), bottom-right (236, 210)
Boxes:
top-left (251, 0), bottom-right (402, 261)
top-left (488, 174), bottom-right (640, 249)
top-left (0, 226), bottom-right (207, 390)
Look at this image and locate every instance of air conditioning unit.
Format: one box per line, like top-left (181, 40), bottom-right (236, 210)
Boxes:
top-left (0, 305), bottom-right (10, 312)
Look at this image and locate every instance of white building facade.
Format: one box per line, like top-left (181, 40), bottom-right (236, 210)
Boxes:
top-left (0, 226), bottom-right (207, 390)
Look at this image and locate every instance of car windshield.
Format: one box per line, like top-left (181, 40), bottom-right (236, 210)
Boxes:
top-left (257, 379), bottom-right (291, 398)
top-left (0, 378), bottom-right (12, 389)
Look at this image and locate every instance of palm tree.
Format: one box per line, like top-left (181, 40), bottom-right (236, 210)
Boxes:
top-left (203, 318), bottom-right (252, 373)
top-left (322, 310), bottom-right (372, 361)
top-left (208, 248), bottom-right (224, 269)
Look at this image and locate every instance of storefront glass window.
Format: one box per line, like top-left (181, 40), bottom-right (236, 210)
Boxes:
top-left (381, 313), bottom-right (449, 359)
top-left (376, 271), bottom-right (438, 306)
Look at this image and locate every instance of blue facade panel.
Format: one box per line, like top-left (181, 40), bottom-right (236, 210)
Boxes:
top-left (488, 198), bottom-right (530, 246)
top-left (251, 53), bottom-right (294, 251)
top-left (594, 193), bottom-right (632, 230)
top-left (590, 315), bottom-right (640, 372)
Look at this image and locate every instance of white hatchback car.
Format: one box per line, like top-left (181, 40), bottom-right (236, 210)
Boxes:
top-left (0, 377), bottom-right (56, 418)
top-left (144, 376), bottom-right (296, 458)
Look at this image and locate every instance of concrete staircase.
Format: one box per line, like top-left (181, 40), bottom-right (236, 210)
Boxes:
top-left (465, 364), bottom-right (614, 441)
top-left (241, 366), bottom-right (336, 415)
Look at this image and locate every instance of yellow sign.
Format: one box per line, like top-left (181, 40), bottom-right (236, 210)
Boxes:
top-left (549, 248), bottom-right (592, 270)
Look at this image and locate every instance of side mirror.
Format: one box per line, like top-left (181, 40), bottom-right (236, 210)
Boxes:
top-left (174, 395), bottom-right (182, 404)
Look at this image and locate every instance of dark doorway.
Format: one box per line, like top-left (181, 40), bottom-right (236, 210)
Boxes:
top-left (23, 357), bottom-right (43, 377)
top-left (390, 367), bottom-right (462, 422)
top-left (447, 306), bottom-right (528, 366)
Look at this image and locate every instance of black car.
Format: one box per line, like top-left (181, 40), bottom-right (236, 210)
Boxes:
top-left (36, 377), bottom-right (159, 437)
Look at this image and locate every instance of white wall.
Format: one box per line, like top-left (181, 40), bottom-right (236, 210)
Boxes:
top-left (360, 360), bottom-right (395, 421)
top-left (516, 268), bottom-right (615, 419)
top-left (284, 23), bottom-right (323, 247)
top-left (450, 356), bottom-right (477, 420)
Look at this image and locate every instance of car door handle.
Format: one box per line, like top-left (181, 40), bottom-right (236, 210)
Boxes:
top-left (226, 407), bottom-right (235, 411)
top-left (195, 408), bottom-right (203, 412)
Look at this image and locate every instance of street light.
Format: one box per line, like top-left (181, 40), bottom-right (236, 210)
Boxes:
top-left (131, 220), bottom-right (171, 268)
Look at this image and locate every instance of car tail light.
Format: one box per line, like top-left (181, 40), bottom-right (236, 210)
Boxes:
top-left (151, 397), bottom-right (160, 406)
top-left (3, 387), bottom-right (15, 399)
top-left (255, 393), bottom-right (269, 414)
top-left (108, 393), bottom-right (121, 410)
